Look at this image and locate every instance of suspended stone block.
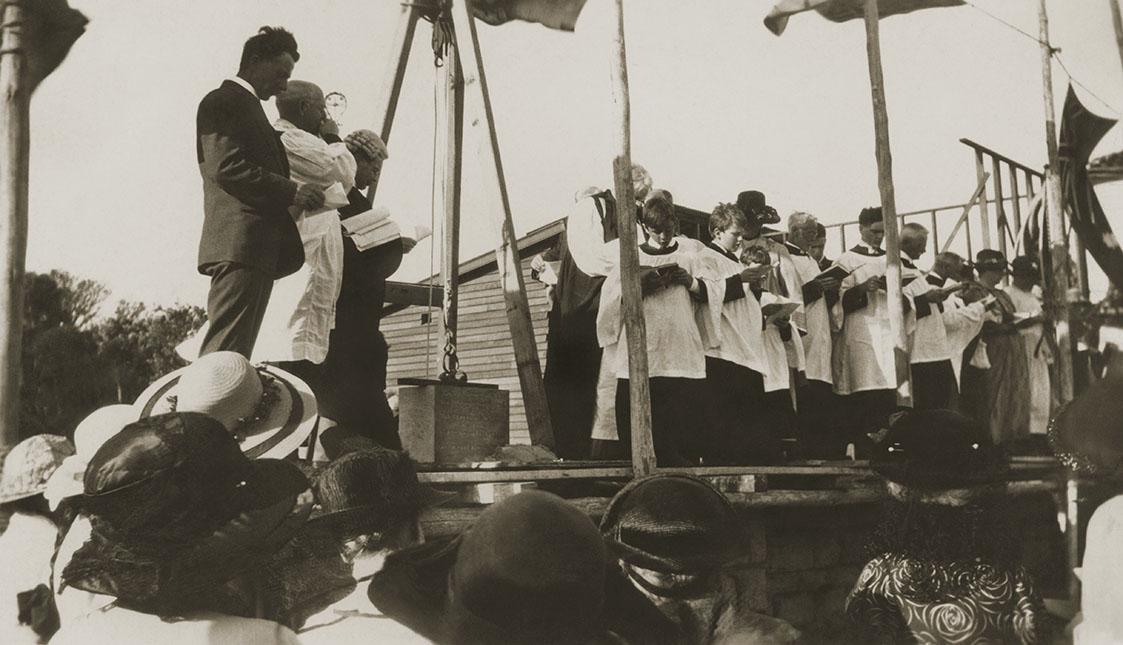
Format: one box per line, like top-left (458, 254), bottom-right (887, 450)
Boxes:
top-left (397, 378), bottom-right (509, 464)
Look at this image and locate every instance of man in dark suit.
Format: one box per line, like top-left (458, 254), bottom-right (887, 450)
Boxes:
top-left (196, 26), bottom-right (325, 357)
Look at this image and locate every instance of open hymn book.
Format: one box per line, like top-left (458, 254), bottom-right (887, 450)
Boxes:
top-left (341, 205), bottom-right (432, 251)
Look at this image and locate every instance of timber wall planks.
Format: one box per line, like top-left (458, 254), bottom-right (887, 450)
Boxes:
top-left (384, 257), bottom-right (551, 444)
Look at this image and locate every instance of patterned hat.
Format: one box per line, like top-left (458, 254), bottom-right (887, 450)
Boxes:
top-left (134, 351), bottom-right (317, 460)
top-left (0, 434), bottom-right (75, 504)
top-left (1049, 374), bottom-right (1123, 478)
top-left (344, 129), bottom-right (388, 162)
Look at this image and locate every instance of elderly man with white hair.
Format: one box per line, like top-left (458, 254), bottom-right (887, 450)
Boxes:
top-left (542, 164), bottom-right (652, 460)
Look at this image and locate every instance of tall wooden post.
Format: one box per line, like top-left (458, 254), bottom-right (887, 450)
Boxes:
top-left (1039, 0), bottom-right (1075, 405)
top-left (0, 1), bottom-right (29, 449)
top-left (608, 0), bottom-right (656, 475)
top-left (450, 0), bottom-right (554, 448)
top-left (1111, 0), bottom-right (1123, 81)
top-left (438, 48), bottom-right (464, 378)
top-left (862, 0), bottom-right (911, 405)
top-left (369, 2), bottom-right (419, 199)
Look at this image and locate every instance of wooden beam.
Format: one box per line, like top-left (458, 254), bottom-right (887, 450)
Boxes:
top-left (1110, 0), bottom-right (1123, 85)
top-left (450, 0), bottom-right (554, 448)
top-left (609, 0), bottom-right (657, 475)
top-left (862, 0), bottom-right (911, 405)
top-left (974, 151), bottom-right (993, 250)
top-left (1038, 0), bottom-right (1075, 405)
top-left (383, 281), bottom-right (442, 308)
top-left (369, 1), bottom-right (419, 200)
top-left (0, 1), bottom-right (29, 450)
top-left (939, 173), bottom-right (990, 254)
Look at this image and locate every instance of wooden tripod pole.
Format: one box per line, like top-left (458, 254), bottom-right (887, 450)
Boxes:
top-left (609, 0), bottom-right (656, 475)
top-left (369, 2), bottom-right (419, 200)
top-left (1039, 0), bottom-right (1075, 409)
top-left (1110, 0), bottom-right (1123, 82)
top-left (450, 0), bottom-right (554, 448)
top-left (863, 0), bottom-right (911, 406)
top-left (0, 1), bottom-right (29, 449)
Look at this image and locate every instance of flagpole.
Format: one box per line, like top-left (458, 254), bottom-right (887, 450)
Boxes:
top-left (609, 0), bottom-right (656, 475)
top-left (0, 1), bottom-right (29, 451)
top-left (1038, 0), bottom-right (1075, 406)
top-left (862, 0), bottom-right (911, 406)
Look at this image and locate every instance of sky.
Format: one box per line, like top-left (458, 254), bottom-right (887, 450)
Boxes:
top-left (24, 0), bottom-right (1123, 310)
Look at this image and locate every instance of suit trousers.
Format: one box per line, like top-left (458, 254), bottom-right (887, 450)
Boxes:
top-left (200, 262), bottom-right (273, 358)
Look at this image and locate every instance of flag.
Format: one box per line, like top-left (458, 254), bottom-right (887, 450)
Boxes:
top-left (1, 0), bottom-right (88, 93)
top-left (1058, 85), bottom-right (1123, 291)
top-left (764, 0), bottom-right (963, 36)
top-left (471, 0), bottom-right (589, 31)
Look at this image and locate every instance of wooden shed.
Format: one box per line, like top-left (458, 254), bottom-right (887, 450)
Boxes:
top-left (381, 204), bottom-right (712, 444)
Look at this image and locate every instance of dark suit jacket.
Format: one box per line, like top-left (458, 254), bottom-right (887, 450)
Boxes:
top-left (196, 80), bottom-right (302, 278)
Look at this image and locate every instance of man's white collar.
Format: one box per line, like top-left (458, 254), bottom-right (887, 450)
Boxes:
top-left (229, 76), bottom-right (258, 99)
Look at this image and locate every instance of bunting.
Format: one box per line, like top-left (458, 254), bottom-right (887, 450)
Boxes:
top-left (471, 0), bottom-right (589, 31)
top-left (764, 0), bottom-right (963, 36)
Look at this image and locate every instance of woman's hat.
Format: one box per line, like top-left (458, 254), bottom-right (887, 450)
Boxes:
top-left (736, 190), bottom-right (781, 224)
top-left (44, 404), bottom-right (139, 510)
top-left (309, 447), bottom-right (455, 538)
top-left (600, 474), bottom-right (745, 575)
top-left (61, 412), bottom-right (313, 609)
top-left (0, 434), bottom-right (75, 505)
top-left (974, 249), bottom-right (1008, 274)
top-left (871, 409), bottom-right (1007, 489)
top-left (368, 490), bottom-right (612, 645)
top-left (1049, 374), bottom-right (1123, 478)
top-left (133, 351), bottom-right (317, 460)
top-left (1011, 255), bottom-right (1040, 280)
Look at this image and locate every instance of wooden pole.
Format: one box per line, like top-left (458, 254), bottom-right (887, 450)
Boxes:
top-left (608, 0), bottom-right (656, 475)
top-left (0, 1), bottom-right (29, 450)
top-left (862, 0), bottom-right (911, 405)
top-left (369, 2), bottom-right (419, 199)
top-left (1039, 0), bottom-right (1075, 405)
top-left (1110, 0), bottom-right (1123, 82)
top-left (939, 172), bottom-right (991, 254)
top-left (438, 47), bottom-right (464, 379)
top-left (450, 0), bottom-right (555, 448)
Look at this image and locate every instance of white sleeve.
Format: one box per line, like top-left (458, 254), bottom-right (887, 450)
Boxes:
top-left (566, 198), bottom-right (615, 277)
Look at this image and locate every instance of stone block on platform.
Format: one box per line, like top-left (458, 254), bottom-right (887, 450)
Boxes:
top-left (398, 379), bottom-right (510, 464)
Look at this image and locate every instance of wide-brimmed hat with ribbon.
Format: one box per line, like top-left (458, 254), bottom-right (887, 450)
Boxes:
top-left (0, 434), bottom-right (75, 505)
top-left (308, 447), bottom-right (455, 539)
top-left (871, 409), bottom-right (1007, 490)
top-left (134, 351), bottom-right (317, 459)
top-left (600, 474), bottom-right (745, 576)
top-left (61, 412), bottom-right (313, 612)
top-left (368, 490), bottom-right (616, 645)
top-left (736, 190), bottom-right (781, 225)
top-left (44, 404), bottom-right (138, 510)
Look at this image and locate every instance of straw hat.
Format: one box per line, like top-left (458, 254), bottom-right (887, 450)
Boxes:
top-left (0, 434), bottom-right (75, 504)
top-left (44, 404), bottom-right (139, 510)
top-left (133, 351), bottom-right (317, 460)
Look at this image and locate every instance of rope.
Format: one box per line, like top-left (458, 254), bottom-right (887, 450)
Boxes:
top-left (424, 62), bottom-right (439, 379)
top-left (962, 0), bottom-right (1123, 116)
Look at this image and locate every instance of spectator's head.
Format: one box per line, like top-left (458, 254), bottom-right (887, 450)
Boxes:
top-left (308, 446), bottom-right (454, 559)
top-left (369, 491), bottom-right (612, 644)
top-left (708, 202), bottom-right (748, 254)
top-left (345, 129), bottom-right (389, 191)
top-left (787, 211), bottom-right (819, 252)
top-left (932, 252), bottom-right (965, 281)
top-left (858, 207), bottom-right (884, 249)
top-left (899, 222), bottom-right (929, 261)
top-left (600, 475), bottom-right (744, 595)
top-left (810, 222), bottom-right (828, 262)
top-left (63, 412), bottom-right (313, 616)
top-left (275, 80), bottom-right (325, 135)
top-left (0, 434), bottom-right (74, 523)
top-left (1010, 255), bottom-right (1040, 291)
top-left (871, 409), bottom-right (1006, 503)
top-left (631, 164), bottom-right (653, 203)
top-left (237, 26), bottom-right (299, 99)
top-left (134, 351), bottom-right (318, 460)
top-left (974, 249), bottom-right (1007, 287)
top-left (642, 196), bottom-right (678, 249)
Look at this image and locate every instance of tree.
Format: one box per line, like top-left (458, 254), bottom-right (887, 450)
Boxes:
top-left (49, 269), bottom-right (109, 329)
top-left (96, 301), bottom-right (205, 403)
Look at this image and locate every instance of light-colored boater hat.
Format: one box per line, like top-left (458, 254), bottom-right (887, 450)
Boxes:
top-left (44, 404), bottom-right (139, 510)
top-left (133, 351), bottom-right (317, 460)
